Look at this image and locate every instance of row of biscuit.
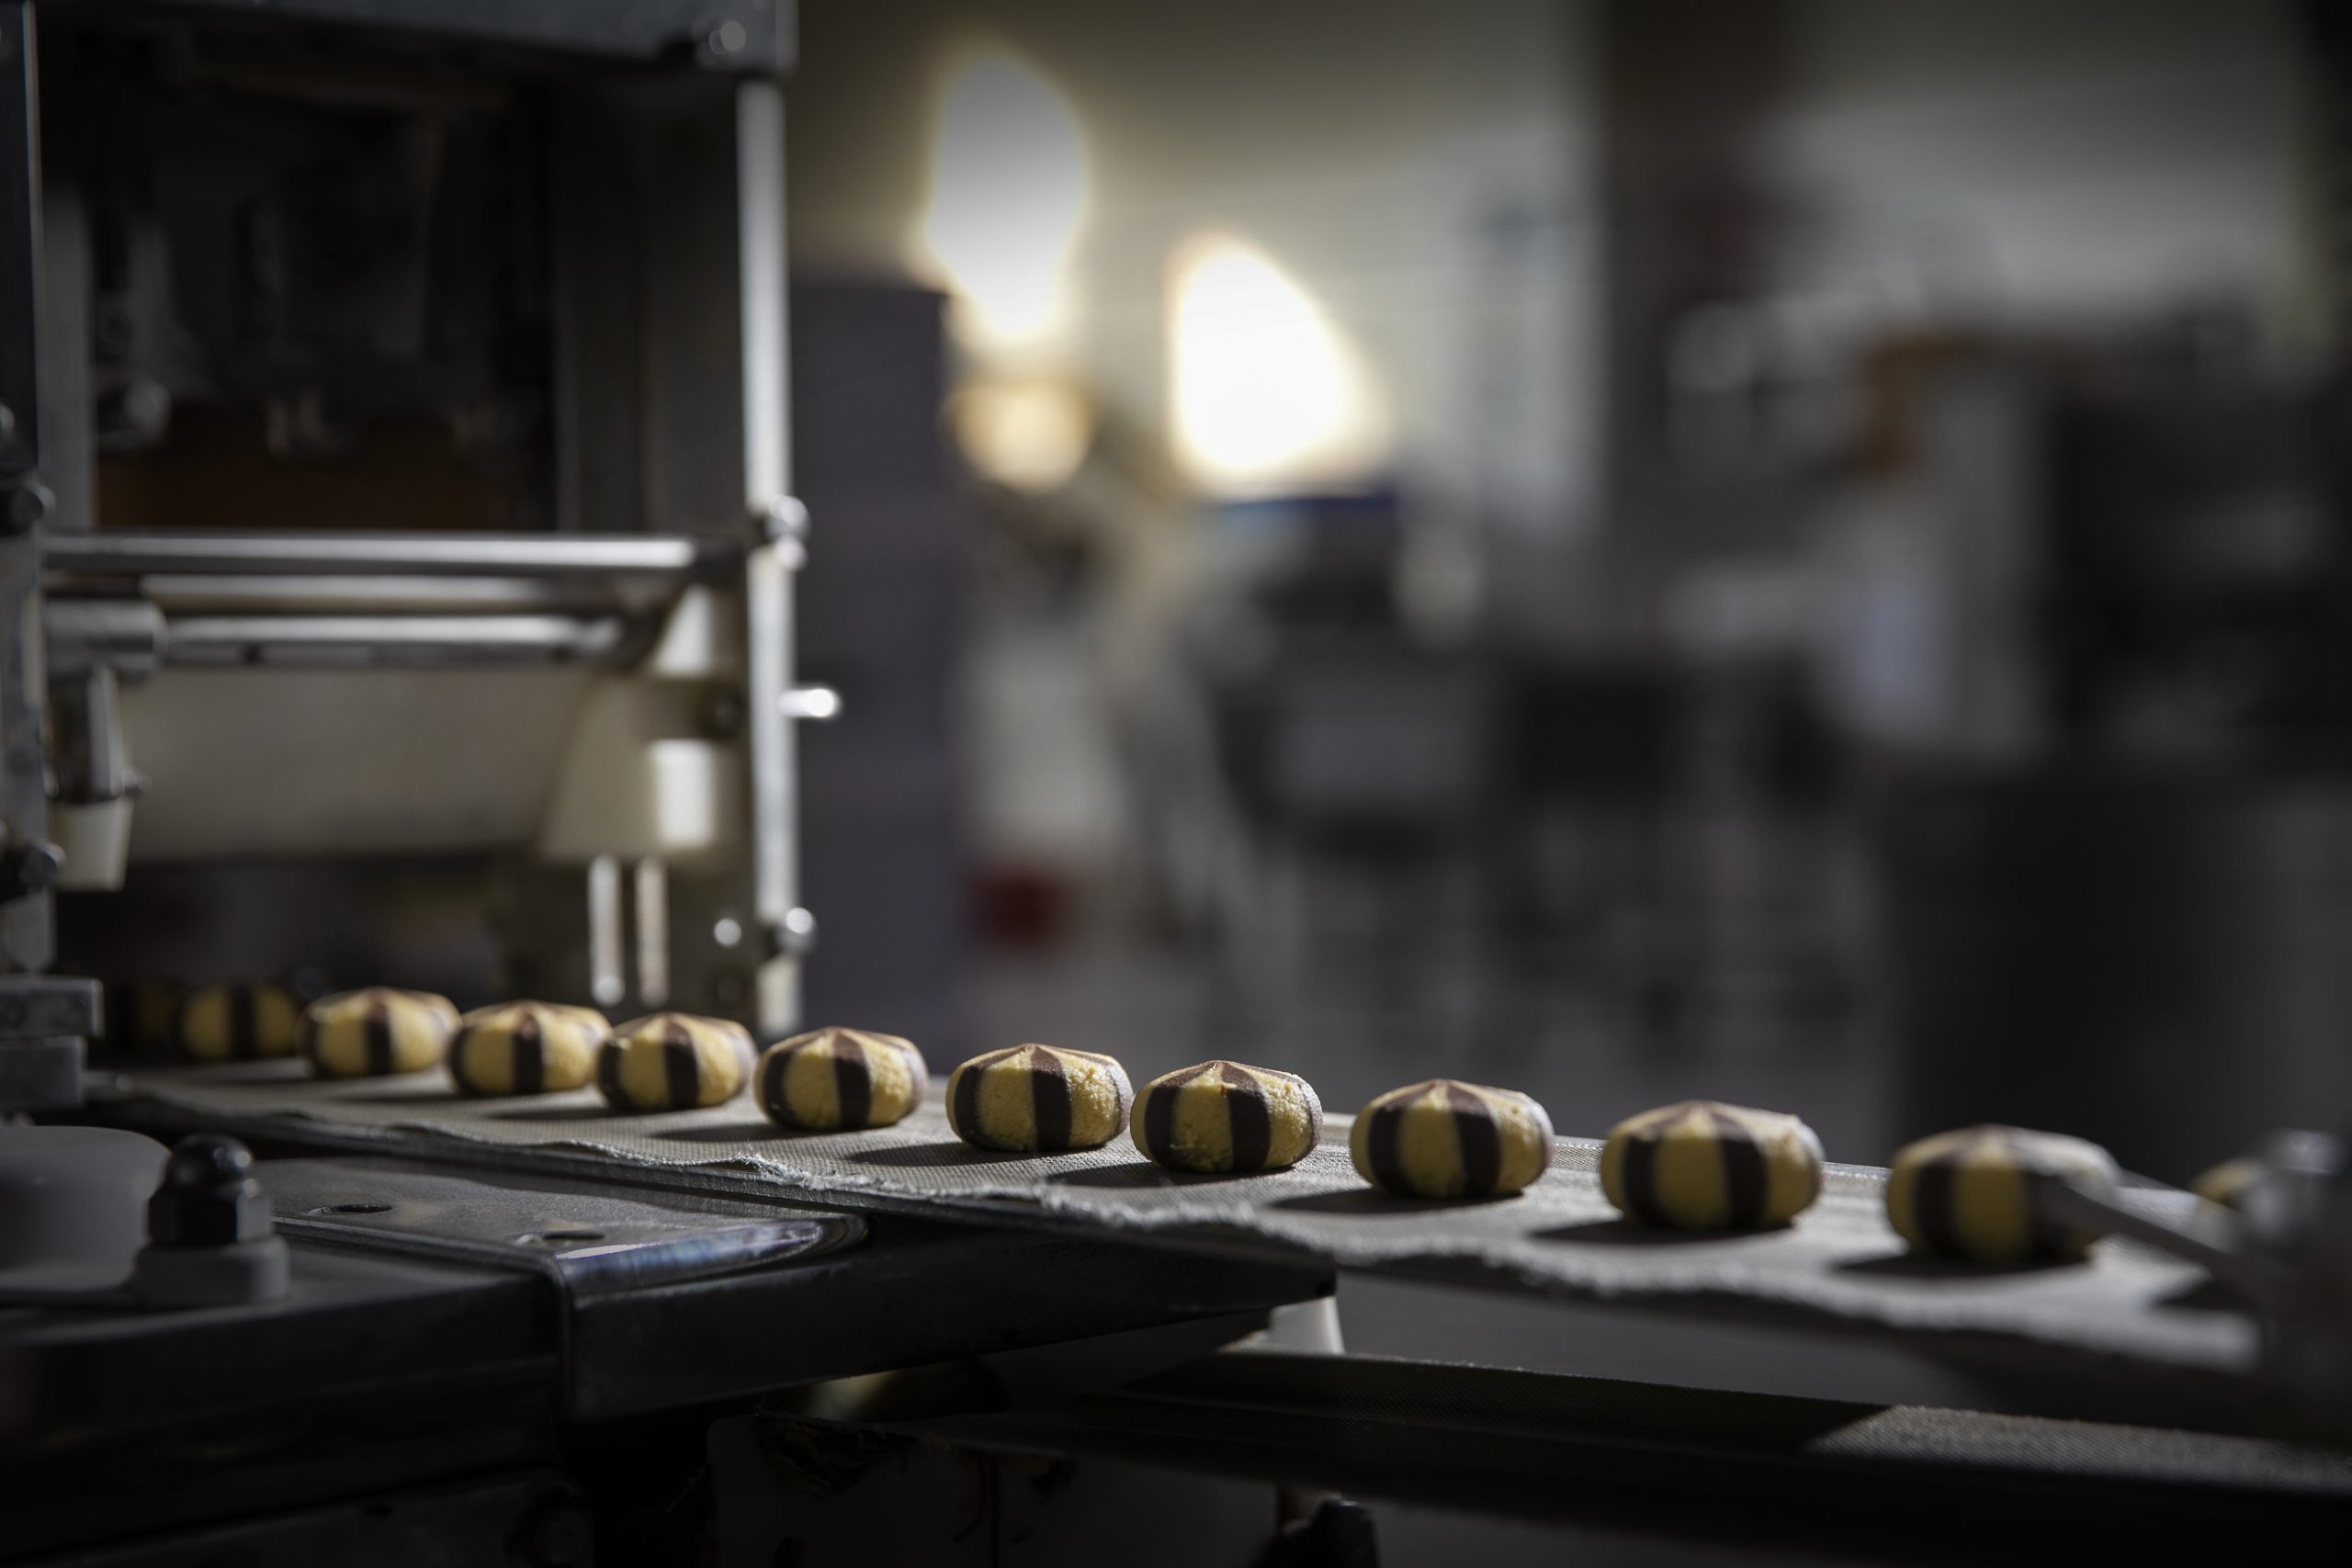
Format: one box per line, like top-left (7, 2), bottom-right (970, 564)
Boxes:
top-left (175, 986), bottom-right (2182, 1268)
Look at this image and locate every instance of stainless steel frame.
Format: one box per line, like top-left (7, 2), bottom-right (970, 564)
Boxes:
top-left (0, 1), bottom-right (816, 1087)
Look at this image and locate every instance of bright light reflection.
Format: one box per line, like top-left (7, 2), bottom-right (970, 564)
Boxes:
top-left (918, 51), bottom-right (1088, 351)
top-left (1167, 233), bottom-right (1389, 496)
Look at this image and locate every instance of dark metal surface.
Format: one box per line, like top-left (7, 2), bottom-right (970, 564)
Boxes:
top-left (25, 1471), bottom-right (594, 1568)
top-left (908, 1350), bottom-right (2352, 1562)
top-left (0, 1031), bottom-right (80, 1109)
top-left (0, 1244), bottom-right (552, 1450)
top-left (3, 1143), bottom-right (1326, 1433)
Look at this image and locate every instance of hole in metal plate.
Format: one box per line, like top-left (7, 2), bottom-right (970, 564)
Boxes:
top-left (524, 1229), bottom-right (607, 1245)
top-left (308, 1202), bottom-right (394, 1215)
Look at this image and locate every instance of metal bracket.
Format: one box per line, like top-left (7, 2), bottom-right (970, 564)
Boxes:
top-left (0, 973), bottom-right (98, 1037)
top-left (268, 1156), bottom-right (862, 1297)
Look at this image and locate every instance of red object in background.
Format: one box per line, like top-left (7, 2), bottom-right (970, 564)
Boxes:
top-left (972, 865), bottom-right (1074, 951)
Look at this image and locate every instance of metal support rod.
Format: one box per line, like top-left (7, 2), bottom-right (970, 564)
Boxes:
top-left (738, 78), bottom-right (797, 1035)
top-left (41, 529), bottom-right (742, 581)
top-left (634, 857), bottom-right (670, 1008)
top-left (0, 1), bottom-right (38, 479)
top-left (159, 613), bottom-right (635, 666)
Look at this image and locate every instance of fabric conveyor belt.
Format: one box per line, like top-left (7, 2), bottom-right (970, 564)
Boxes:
top-left (105, 1061), bottom-right (2255, 1379)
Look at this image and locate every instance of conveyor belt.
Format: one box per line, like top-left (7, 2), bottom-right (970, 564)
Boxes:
top-left (105, 1062), bottom-right (2255, 1377)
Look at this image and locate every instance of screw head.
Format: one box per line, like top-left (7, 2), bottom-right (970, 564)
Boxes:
top-left (0, 839), bottom-right (63, 897)
top-left (696, 17), bottom-right (750, 64)
top-left (754, 496), bottom-right (808, 546)
top-left (766, 906), bottom-right (818, 959)
top-left (4, 478), bottom-right (53, 532)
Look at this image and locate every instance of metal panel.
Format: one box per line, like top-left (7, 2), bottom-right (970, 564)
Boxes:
top-left (77, 0), bottom-right (795, 75)
top-left (0, 971), bottom-right (97, 1034)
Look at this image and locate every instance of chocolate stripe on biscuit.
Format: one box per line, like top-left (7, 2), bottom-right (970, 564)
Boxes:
top-left (1445, 1082), bottom-right (1502, 1196)
top-left (1708, 1106), bottom-right (1768, 1225)
top-left (2025, 1168), bottom-right (2074, 1257)
top-left (1365, 1098), bottom-right (1411, 1194)
top-left (1143, 1062), bottom-right (1215, 1160)
top-left (662, 1018), bottom-right (699, 1109)
top-left (761, 1046), bottom-right (793, 1123)
top-left (231, 987), bottom-right (257, 1059)
top-left (1619, 1131), bottom-right (1672, 1227)
top-left (513, 1012), bottom-right (545, 1096)
top-left (1220, 1061), bottom-right (1272, 1171)
top-left (365, 997), bottom-right (394, 1077)
top-left (599, 1034), bottom-right (628, 1106)
top-left (832, 1032), bottom-right (872, 1128)
top-left (952, 1049), bottom-right (1018, 1138)
top-left (1029, 1047), bottom-right (1072, 1149)
top-left (1912, 1153), bottom-right (1965, 1258)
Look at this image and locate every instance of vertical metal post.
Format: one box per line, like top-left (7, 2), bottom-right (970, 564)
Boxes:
top-left (736, 79), bottom-right (799, 1036)
top-left (0, 0), bottom-right (39, 480)
top-left (0, 0), bottom-right (53, 976)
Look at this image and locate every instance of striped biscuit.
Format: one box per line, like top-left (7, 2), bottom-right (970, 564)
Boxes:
top-left (756, 1027), bottom-right (929, 1131)
top-left (179, 984), bottom-right (307, 1063)
top-left (1601, 1100), bottom-right (1824, 1230)
top-left (946, 1044), bottom-right (1133, 1152)
top-left (1886, 1124), bottom-right (2117, 1264)
top-left (596, 1011), bottom-right (755, 1111)
top-left (1351, 1079), bottom-right (1554, 1200)
top-left (1132, 1060), bottom-right (1323, 1175)
top-left (306, 987), bottom-right (459, 1078)
top-left (447, 1001), bottom-right (608, 1097)
top-left (2191, 1156), bottom-right (2262, 1212)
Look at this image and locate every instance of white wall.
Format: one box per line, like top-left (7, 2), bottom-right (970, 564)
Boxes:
top-left (790, 0), bottom-right (1603, 531)
top-left (1762, 0), bottom-right (2316, 357)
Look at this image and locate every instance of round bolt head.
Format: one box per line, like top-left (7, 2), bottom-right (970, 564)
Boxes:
top-left (754, 496), bottom-right (808, 545)
top-left (149, 1134), bottom-right (276, 1247)
top-left (164, 1133), bottom-right (256, 1191)
top-left (4, 839), bottom-right (64, 895)
top-left (697, 17), bottom-right (750, 62)
top-left (5, 478), bottom-right (54, 532)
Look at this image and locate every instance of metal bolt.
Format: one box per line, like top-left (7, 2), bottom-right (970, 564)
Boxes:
top-left (148, 1133), bottom-right (275, 1248)
top-left (765, 906), bottom-right (818, 959)
top-left (754, 496), bottom-right (809, 546)
top-left (696, 17), bottom-right (750, 64)
top-left (4, 478), bottom-right (53, 533)
top-left (522, 1495), bottom-right (594, 1567)
top-left (700, 687), bottom-right (747, 739)
top-left (0, 839), bottom-right (63, 900)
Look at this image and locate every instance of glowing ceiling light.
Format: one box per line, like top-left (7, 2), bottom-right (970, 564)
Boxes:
top-left (1166, 233), bottom-right (1390, 497)
top-left (918, 51), bottom-right (1088, 353)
